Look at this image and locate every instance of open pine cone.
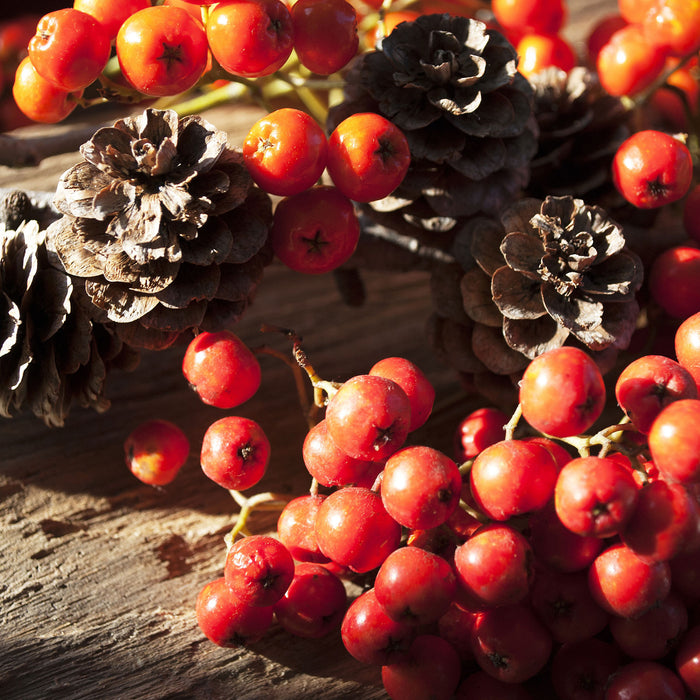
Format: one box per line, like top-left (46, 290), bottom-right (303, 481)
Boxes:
top-left (47, 108), bottom-right (273, 350)
top-left (328, 14), bottom-right (538, 251)
top-left (0, 215), bottom-right (138, 427)
top-left (429, 195), bottom-right (644, 406)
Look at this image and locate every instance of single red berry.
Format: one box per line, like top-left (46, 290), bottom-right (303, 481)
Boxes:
top-left (325, 374), bottom-right (411, 462)
top-left (242, 108), bottom-right (328, 197)
top-left (290, 0), bottom-right (358, 75)
top-left (642, 0), bottom-right (700, 56)
top-left (675, 624), bottom-right (700, 696)
top-left (374, 546), bottom-right (456, 625)
top-left (491, 0), bottom-right (566, 34)
top-left (469, 439), bottom-right (559, 521)
top-left (515, 32), bottom-right (577, 79)
top-left (124, 418), bottom-right (190, 486)
top-left (615, 354), bottom-right (698, 433)
top-left (223, 535), bottom-right (295, 607)
top-left (648, 399), bottom-right (700, 484)
top-left (182, 330), bottom-right (261, 409)
top-left (612, 129), bottom-right (693, 209)
top-left (649, 246), bottom-right (700, 319)
top-left (617, 0), bottom-right (657, 23)
top-left (380, 445), bottom-right (462, 530)
top-left (206, 0), bottom-right (294, 78)
top-left (381, 634), bottom-right (462, 700)
top-left (272, 562), bottom-right (347, 638)
top-left (195, 577), bottom-right (273, 647)
top-left (519, 346), bottom-right (606, 438)
top-left (270, 185), bottom-right (360, 274)
top-left (454, 522), bottom-right (535, 609)
top-left (73, 0), bottom-right (151, 40)
top-left (585, 13), bottom-right (628, 64)
top-left (605, 660), bottom-right (686, 700)
top-left (675, 311), bottom-right (700, 392)
top-left (327, 112), bottom-right (411, 203)
top-left (314, 486), bottom-right (402, 573)
top-left (200, 416), bottom-right (270, 491)
top-left (587, 542), bottom-right (671, 618)
top-left (369, 356), bottom-right (435, 432)
top-left (454, 407), bottom-right (508, 462)
top-left (116, 5), bottom-right (209, 97)
top-left (276, 493), bottom-right (330, 563)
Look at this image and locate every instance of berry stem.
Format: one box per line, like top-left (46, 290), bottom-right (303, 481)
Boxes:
top-left (504, 403), bottom-right (522, 441)
top-left (225, 490), bottom-right (293, 547)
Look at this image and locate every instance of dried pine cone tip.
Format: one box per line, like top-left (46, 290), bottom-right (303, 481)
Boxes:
top-left (48, 108), bottom-right (273, 350)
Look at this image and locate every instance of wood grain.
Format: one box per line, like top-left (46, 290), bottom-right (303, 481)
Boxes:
top-left (0, 3), bottom-right (616, 697)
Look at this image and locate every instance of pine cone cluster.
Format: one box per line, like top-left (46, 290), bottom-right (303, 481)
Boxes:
top-left (47, 108), bottom-right (273, 350)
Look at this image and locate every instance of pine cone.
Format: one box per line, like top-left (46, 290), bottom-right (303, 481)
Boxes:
top-left (526, 66), bottom-right (630, 206)
top-left (328, 14), bottom-right (538, 244)
top-left (430, 195), bottom-right (643, 394)
top-left (47, 108), bottom-right (273, 350)
top-left (0, 218), bottom-right (138, 427)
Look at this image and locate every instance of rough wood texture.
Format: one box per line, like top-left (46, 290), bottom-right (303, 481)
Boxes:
top-left (1, 3), bottom-right (614, 697)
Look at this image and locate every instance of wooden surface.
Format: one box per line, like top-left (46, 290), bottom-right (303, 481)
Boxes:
top-left (0, 4), bottom-right (615, 698)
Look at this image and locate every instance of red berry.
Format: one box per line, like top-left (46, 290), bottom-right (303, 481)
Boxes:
top-left (491, 0), bottom-right (566, 34)
top-left (605, 660), bottom-right (686, 700)
top-left (454, 407), bottom-right (508, 462)
top-left (124, 418), bottom-right (190, 486)
top-left (73, 0), bottom-right (151, 40)
top-left (648, 399), bottom-right (700, 484)
top-left (642, 0), bottom-right (700, 56)
top-left (675, 624), bottom-right (700, 696)
top-left (200, 416), bottom-right (270, 491)
top-left (515, 32), bottom-right (577, 79)
top-left (276, 493), bottom-right (330, 563)
top-left (182, 330), bottom-right (261, 409)
top-left (675, 311), bottom-right (700, 392)
top-left (612, 130), bottom-right (693, 209)
top-left (649, 246), bottom-right (700, 319)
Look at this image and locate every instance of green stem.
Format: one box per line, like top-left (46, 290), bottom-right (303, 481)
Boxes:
top-left (225, 490), bottom-right (293, 547)
top-left (504, 403), bottom-right (522, 441)
top-left (166, 81), bottom-right (250, 117)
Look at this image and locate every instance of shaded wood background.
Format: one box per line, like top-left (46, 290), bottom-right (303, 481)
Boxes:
top-left (1, 3), bottom-right (617, 697)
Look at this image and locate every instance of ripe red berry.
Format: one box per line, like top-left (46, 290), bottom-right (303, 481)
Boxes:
top-left (124, 418), bottom-right (190, 486)
top-left (200, 416), bottom-right (270, 491)
top-left (491, 0), bottom-right (566, 35)
top-left (675, 624), bottom-right (700, 696)
top-left (325, 374), bottom-right (411, 462)
top-left (290, 0), bottom-right (359, 76)
top-left (73, 0), bottom-right (151, 39)
top-left (327, 112), bottom-right (411, 203)
top-left (642, 0), bottom-right (700, 56)
top-left (605, 660), bottom-right (686, 700)
top-left (675, 311), bottom-right (700, 392)
top-left (182, 330), bottom-right (261, 409)
top-left (28, 9), bottom-right (111, 92)
top-left (649, 246), bottom-right (700, 320)
top-left (612, 130), bottom-right (693, 209)
top-left (195, 577), bottom-right (273, 647)
top-left (515, 32), bottom-right (577, 79)
top-left (270, 185), bottom-right (360, 274)
top-left (206, 0), bottom-right (294, 78)
top-left (116, 5), bottom-right (209, 97)
top-left (453, 407), bottom-right (508, 462)
top-left (276, 493), bottom-right (330, 563)
top-left (224, 535), bottom-right (295, 606)
top-left (519, 346), bottom-right (606, 438)
top-left (242, 108), bottom-right (328, 197)
top-left (648, 399), bottom-right (700, 484)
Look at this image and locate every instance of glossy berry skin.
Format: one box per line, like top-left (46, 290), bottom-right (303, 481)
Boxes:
top-left (325, 374), bottom-right (411, 462)
top-left (200, 416), bottom-right (270, 491)
top-left (380, 446), bottom-right (462, 530)
top-left (73, 0), bottom-right (151, 40)
top-left (28, 9), bottom-right (111, 91)
top-left (609, 591), bottom-right (688, 660)
top-left (587, 542), bottom-right (671, 619)
top-left (643, 0), bottom-right (700, 56)
top-left (327, 112), bottom-right (411, 203)
top-left (597, 23), bottom-right (667, 97)
top-left (469, 439), bottom-right (559, 521)
top-left (270, 185), bottom-right (360, 274)
top-left (454, 407), bottom-right (508, 462)
top-left (374, 547), bottom-right (456, 625)
top-left (554, 456), bottom-right (639, 538)
top-left (224, 535), bottom-right (295, 607)
top-left (340, 588), bottom-right (414, 665)
top-left (515, 33), bottom-right (577, 79)
top-left (116, 5), bottom-right (209, 97)
top-left (615, 354), bottom-right (698, 433)
top-left (195, 577), bottom-right (273, 647)
top-left (242, 108), bottom-right (328, 197)
top-left (124, 418), bottom-right (190, 486)
top-left (290, 0), bottom-right (358, 76)
top-left (675, 624), bottom-right (700, 695)
top-left (272, 562), bottom-right (347, 638)
top-left (648, 399), bottom-right (700, 484)
top-left (369, 357), bottom-right (435, 432)
top-left (454, 523), bottom-right (535, 609)
top-left (621, 479), bottom-right (699, 563)
top-left (276, 494), bottom-right (330, 563)
top-left (585, 13), bottom-right (628, 64)
top-left (381, 634), bottom-right (461, 700)
top-left (314, 486), bottom-right (402, 573)
top-left (206, 0), bottom-right (294, 78)
top-left (12, 56), bottom-right (82, 124)
top-left (675, 312), bottom-right (700, 392)
top-left (612, 130), bottom-right (693, 209)
top-left (649, 246), bottom-right (700, 320)
top-left (605, 661), bottom-right (686, 700)
top-left (182, 330), bottom-right (261, 409)
top-left (470, 603), bottom-right (552, 684)
top-left (519, 346), bottom-right (606, 438)
top-left (491, 0), bottom-right (565, 34)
